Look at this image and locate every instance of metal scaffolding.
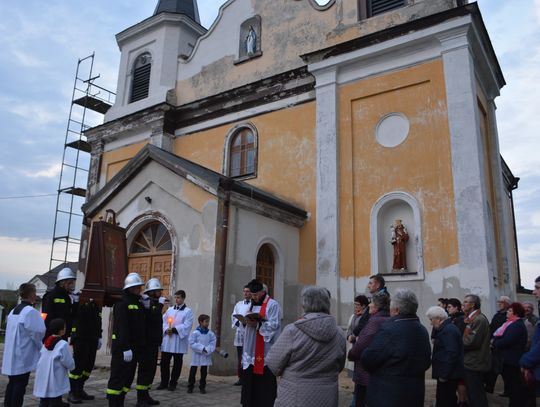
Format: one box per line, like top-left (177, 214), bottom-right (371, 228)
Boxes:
top-left (49, 53), bottom-right (115, 271)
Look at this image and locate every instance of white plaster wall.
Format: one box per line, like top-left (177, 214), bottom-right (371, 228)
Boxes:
top-left (228, 207), bottom-right (300, 312)
top-left (93, 161), bottom-right (219, 361)
top-left (179, 0), bottom-right (254, 79)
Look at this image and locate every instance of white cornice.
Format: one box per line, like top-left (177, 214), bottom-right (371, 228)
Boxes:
top-left (116, 12), bottom-right (206, 47)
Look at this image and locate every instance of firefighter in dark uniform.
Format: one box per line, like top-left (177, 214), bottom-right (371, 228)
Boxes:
top-left (42, 267), bottom-right (78, 340)
top-left (106, 272), bottom-right (146, 407)
top-left (68, 298), bottom-right (102, 404)
top-left (136, 278), bottom-right (167, 406)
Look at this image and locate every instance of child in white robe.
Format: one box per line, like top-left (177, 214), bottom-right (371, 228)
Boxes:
top-left (187, 314), bottom-right (216, 394)
top-left (33, 318), bottom-right (75, 407)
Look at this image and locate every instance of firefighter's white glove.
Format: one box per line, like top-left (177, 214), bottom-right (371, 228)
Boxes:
top-left (159, 297), bottom-right (167, 305)
top-left (123, 350), bottom-right (133, 362)
top-left (97, 338), bottom-right (102, 350)
top-left (70, 292), bottom-right (80, 303)
top-left (141, 295), bottom-right (151, 309)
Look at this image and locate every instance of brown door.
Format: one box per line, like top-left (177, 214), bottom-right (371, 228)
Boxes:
top-left (151, 255), bottom-right (172, 293)
top-left (256, 244), bottom-right (275, 297)
top-left (128, 221), bottom-right (173, 294)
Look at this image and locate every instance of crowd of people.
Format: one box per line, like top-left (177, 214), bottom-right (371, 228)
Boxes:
top-left (3, 269), bottom-right (540, 407)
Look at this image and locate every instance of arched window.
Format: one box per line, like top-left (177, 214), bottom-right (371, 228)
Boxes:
top-left (128, 221), bottom-right (172, 292)
top-left (256, 244), bottom-right (275, 297)
top-left (229, 127), bottom-right (256, 178)
top-left (130, 52), bottom-right (152, 103)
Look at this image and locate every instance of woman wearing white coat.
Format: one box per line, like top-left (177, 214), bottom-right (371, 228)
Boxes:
top-left (33, 318), bottom-right (75, 406)
top-left (158, 290), bottom-right (194, 391)
top-left (2, 283), bottom-right (46, 407)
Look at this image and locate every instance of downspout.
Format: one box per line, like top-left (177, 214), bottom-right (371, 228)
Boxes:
top-left (214, 179), bottom-right (231, 349)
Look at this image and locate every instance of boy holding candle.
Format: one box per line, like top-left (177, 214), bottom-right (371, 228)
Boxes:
top-left (158, 290), bottom-right (193, 391)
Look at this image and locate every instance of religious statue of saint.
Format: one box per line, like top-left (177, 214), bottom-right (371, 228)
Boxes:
top-left (390, 219), bottom-right (409, 272)
top-left (246, 25), bottom-right (257, 55)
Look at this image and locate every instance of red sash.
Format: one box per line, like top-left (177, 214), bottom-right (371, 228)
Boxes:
top-left (253, 295), bottom-right (270, 375)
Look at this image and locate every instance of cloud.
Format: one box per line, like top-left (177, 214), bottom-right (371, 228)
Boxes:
top-left (0, 97), bottom-right (65, 127)
top-left (0, 236), bottom-right (51, 289)
top-left (11, 50), bottom-right (47, 68)
top-left (23, 163), bottom-right (62, 178)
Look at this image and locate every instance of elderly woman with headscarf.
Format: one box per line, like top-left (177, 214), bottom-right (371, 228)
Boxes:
top-left (361, 288), bottom-right (431, 407)
top-left (426, 306), bottom-right (464, 407)
top-left (347, 293), bottom-right (390, 407)
top-left (266, 286), bottom-right (346, 407)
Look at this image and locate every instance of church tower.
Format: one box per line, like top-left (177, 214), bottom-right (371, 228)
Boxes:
top-left (105, 0), bottom-right (205, 122)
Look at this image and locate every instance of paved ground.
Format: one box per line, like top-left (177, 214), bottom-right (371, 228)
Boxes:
top-left (0, 343), bottom-right (511, 406)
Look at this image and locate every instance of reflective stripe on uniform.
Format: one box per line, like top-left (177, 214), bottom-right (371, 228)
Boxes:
top-left (71, 327), bottom-right (77, 332)
top-left (112, 334), bottom-right (117, 339)
top-left (82, 370), bottom-right (91, 377)
top-left (122, 387), bottom-right (130, 394)
top-left (106, 388), bottom-right (123, 395)
top-left (127, 304), bottom-right (139, 310)
top-left (135, 384), bottom-right (151, 390)
top-left (69, 373), bottom-right (82, 380)
top-left (54, 298), bottom-right (66, 304)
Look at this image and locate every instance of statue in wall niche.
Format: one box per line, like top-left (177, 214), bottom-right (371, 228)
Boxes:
top-left (390, 219), bottom-right (409, 272)
top-left (246, 25), bottom-right (257, 55)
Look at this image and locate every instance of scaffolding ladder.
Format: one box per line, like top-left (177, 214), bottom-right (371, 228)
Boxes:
top-left (49, 53), bottom-right (115, 271)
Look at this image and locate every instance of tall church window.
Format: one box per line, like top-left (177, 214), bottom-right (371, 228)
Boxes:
top-left (229, 126), bottom-right (257, 178)
top-left (130, 52), bottom-right (152, 103)
top-left (359, 0), bottom-right (405, 19)
top-left (256, 244), bottom-right (275, 297)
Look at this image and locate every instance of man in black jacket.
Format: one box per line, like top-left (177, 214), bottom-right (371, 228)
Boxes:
top-left (106, 273), bottom-right (146, 407)
top-left (136, 278), bottom-right (167, 407)
top-left (43, 267), bottom-right (78, 340)
top-left (68, 299), bottom-right (102, 404)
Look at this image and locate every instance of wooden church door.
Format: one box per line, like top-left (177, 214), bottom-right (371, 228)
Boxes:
top-left (128, 221), bottom-right (172, 293)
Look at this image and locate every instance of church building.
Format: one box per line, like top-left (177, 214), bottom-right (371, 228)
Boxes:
top-left (79, 0), bottom-right (520, 372)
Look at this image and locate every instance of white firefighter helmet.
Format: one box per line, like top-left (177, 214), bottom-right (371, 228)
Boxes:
top-left (123, 272), bottom-right (145, 290)
top-left (144, 278), bottom-right (162, 294)
top-left (56, 267), bottom-right (76, 283)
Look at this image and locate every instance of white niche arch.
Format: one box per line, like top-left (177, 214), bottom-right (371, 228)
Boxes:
top-left (370, 191), bottom-right (424, 281)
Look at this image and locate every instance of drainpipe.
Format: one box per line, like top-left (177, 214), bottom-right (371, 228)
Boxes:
top-left (214, 180), bottom-right (232, 349)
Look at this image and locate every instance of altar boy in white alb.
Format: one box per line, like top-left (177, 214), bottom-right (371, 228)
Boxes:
top-left (241, 280), bottom-right (281, 407)
top-left (188, 314), bottom-right (216, 394)
top-left (33, 318), bottom-right (75, 406)
top-left (159, 290), bottom-right (194, 391)
top-left (231, 285), bottom-right (252, 385)
top-left (2, 283), bottom-right (46, 407)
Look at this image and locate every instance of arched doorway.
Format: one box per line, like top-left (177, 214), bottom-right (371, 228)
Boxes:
top-left (128, 221), bottom-right (172, 293)
top-left (256, 244), bottom-right (275, 297)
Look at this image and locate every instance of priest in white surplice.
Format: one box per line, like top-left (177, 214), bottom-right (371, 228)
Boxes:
top-left (241, 279), bottom-right (281, 407)
top-left (231, 284), bottom-right (252, 385)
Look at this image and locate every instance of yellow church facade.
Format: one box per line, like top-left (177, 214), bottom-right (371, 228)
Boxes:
top-left (81, 0), bottom-right (519, 371)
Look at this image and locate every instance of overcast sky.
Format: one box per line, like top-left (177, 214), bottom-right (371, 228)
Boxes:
top-left (0, 0), bottom-right (538, 291)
